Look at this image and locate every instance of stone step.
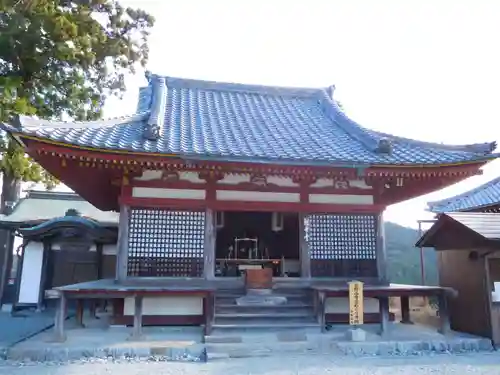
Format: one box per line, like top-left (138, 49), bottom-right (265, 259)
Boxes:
top-left (216, 304), bottom-right (314, 314)
top-left (205, 341), bottom-right (319, 359)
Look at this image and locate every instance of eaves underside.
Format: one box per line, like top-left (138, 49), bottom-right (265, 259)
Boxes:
top-left (16, 133), bottom-right (497, 170)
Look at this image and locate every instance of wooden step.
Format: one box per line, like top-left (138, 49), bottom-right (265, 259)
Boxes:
top-left (215, 311), bottom-right (313, 319)
top-left (211, 322), bottom-right (320, 330)
top-left (214, 316), bottom-right (317, 326)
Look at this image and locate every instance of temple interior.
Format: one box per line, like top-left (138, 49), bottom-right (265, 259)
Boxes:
top-left (214, 211), bottom-right (301, 277)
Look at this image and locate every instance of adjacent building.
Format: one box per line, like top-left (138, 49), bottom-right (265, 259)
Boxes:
top-left (418, 175), bottom-right (500, 345)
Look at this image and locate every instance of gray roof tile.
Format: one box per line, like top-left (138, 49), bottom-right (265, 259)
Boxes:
top-left (0, 190), bottom-right (118, 226)
top-left (3, 74), bottom-right (498, 166)
top-left (428, 176), bottom-right (500, 212)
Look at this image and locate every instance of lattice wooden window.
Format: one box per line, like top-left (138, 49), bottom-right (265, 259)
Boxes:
top-left (127, 209), bottom-right (205, 277)
top-left (306, 214), bottom-right (378, 277)
top-left (306, 214), bottom-right (377, 260)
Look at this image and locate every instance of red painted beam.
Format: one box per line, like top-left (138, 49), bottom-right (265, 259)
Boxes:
top-left (119, 195), bottom-right (385, 214)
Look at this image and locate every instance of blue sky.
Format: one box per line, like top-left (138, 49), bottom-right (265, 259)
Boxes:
top-left (57, 0), bottom-right (500, 228)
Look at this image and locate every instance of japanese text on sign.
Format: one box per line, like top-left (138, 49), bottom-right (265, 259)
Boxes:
top-left (348, 280), bottom-right (364, 325)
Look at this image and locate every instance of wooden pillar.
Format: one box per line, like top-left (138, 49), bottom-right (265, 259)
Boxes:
top-left (53, 292), bottom-right (67, 342)
top-left (37, 241), bottom-right (51, 311)
top-left (378, 296), bottom-right (390, 337)
top-left (299, 213), bottom-right (311, 278)
top-left (375, 211), bottom-right (388, 284)
top-left (0, 230), bottom-right (14, 307)
top-left (115, 205), bottom-right (130, 283)
top-left (13, 241), bottom-right (27, 310)
top-left (129, 295), bottom-right (143, 340)
top-left (400, 296), bottom-right (413, 324)
top-left (204, 208), bottom-right (216, 279)
top-left (96, 243), bottom-right (103, 280)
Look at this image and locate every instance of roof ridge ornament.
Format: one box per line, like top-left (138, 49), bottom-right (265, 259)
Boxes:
top-left (143, 76), bottom-right (167, 141)
top-left (375, 137), bottom-right (392, 155)
top-left (326, 85), bottom-right (336, 99)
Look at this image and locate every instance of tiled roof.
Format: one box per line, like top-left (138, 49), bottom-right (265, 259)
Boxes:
top-left (428, 176), bottom-right (500, 213)
top-left (0, 190), bottom-right (118, 226)
top-left (416, 212), bottom-right (500, 248)
top-left (2, 74), bottom-right (498, 166)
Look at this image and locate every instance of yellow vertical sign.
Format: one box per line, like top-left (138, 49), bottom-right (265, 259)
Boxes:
top-left (348, 280), bottom-right (364, 325)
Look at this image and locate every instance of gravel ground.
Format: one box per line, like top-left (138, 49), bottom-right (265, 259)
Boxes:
top-left (1, 353), bottom-right (500, 375)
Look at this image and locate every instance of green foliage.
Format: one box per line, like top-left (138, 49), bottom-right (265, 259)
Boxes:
top-left (0, 0), bottom-right (154, 190)
top-left (385, 222), bottom-right (439, 286)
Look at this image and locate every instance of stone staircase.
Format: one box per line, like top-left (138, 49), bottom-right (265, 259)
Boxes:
top-left (211, 287), bottom-right (318, 330)
top-left (205, 287), bottom-right (321, 358)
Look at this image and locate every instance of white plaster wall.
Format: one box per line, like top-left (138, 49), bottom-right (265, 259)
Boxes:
top-left (134, 170), bottom-right (163, 181)
top-left (102, 245), bottom-right (117, 255)
top-left (132, 187), bottom-right (206, 200)
top-left (133, 170), bottom-right (206, 183)
top-left (18, 242), bottom-right (44, 304)
top-left (325, 297), bottom-right (379, 314)
top-left (179, 171), bottom-right (205, 183)
top-left (216, 190), bottom-right (300, 203)
top-left (218, 174), bottom-right (250, 185)
top-left (265, 176), bottom-right (299, 187)
top-left (310, 178), bottom-right (371, 190)
top-left (123, 296), bottom-right (203, 316)
top-left (308, 193), bottom-right (374, 205)
top-left (50, 244), bottom-right (116, 255)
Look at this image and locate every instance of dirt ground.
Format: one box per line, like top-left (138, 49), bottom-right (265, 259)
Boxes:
top-left (390, 297), bottom-right (440, 328)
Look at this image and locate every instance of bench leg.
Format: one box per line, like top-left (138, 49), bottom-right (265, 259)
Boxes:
top-left (379, 297), bottom-right (390, 337)
top-left (129, 295), bottom-right (143, 341)
top-left (53, 294), bottom-right (67, 342)
top-left (318, 292), bottom-right (326, 333)
top-left (75, 299), bottom-right (85, 327)
top-left (400, 296), bottom-right (413, 324)
top-left (438, 294), bottom-right (451, 335)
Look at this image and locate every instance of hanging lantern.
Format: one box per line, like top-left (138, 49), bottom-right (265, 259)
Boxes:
top-left (215, 211), bottom-right (225, 229)
top-left (272, 212), bottom-right (284, 232)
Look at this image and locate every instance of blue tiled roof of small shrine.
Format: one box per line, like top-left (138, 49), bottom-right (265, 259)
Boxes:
top-left (2, 73), bottom-right (498, 166)
top-left (428, 176), bottom-right (500, 213)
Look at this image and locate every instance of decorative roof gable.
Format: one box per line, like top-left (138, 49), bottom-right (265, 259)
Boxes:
top-left (2, 73), bottom-right (498, 167)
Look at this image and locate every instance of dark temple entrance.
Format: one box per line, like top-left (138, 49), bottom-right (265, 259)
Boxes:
top-left (214, 211), bottom-right (300, 277)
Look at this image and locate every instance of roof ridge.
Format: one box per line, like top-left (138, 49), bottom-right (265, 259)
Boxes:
top-left (148, 73), bottom-right (324, 98)
top-left (148, 74), bottom-right (391, 154)
top-left (428, 175), bottom-right (500, 210)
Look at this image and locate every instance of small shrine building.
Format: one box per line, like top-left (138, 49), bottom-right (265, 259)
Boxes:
top-left (1, 74), bottom-right (498, 339)
top-left (418, 176), bottom-right (500, 345)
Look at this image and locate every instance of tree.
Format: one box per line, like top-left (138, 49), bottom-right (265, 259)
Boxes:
top-left (0, 0), bottom-right (155, 211)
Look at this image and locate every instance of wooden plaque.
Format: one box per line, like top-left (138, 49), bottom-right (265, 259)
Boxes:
top-left (348, 280), bottom-right (364, 325)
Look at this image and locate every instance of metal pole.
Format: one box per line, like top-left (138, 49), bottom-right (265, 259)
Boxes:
top-left (416, 219), bottom-right (438, 286)
top-left (418, 221), bottom-right (425, 285)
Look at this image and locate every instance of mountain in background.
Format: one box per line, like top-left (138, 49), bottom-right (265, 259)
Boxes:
top-left (385, 221), bottom-right (438, 286)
